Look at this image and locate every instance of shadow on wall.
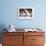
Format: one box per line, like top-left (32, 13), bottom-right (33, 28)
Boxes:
top-left (0, 24), bottom-right (7, 43)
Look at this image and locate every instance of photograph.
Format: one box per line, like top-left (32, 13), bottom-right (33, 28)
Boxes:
top-left (18, 7), bottom-right (34, 19)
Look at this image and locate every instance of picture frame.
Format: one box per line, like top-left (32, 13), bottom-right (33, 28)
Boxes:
top-left (17, 7), bottom-right (34, 19)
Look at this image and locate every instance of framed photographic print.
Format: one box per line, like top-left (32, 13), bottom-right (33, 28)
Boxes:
top-left (17, 7), bottom-right (34, 19)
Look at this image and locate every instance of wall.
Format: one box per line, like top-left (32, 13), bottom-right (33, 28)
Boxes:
top-left (0, 0), bottom-right (46, 29)
top-left (0, 0), bottom-right (46, 44)
top-left (0, 0), bottom-right (46, 28)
